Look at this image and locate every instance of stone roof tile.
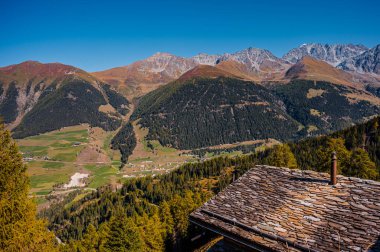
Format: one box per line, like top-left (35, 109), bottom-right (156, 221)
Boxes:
top-left (190, 165), bottom-right (380, 252)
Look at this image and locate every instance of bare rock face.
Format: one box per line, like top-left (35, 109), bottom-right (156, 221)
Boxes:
top-left (139, 52), bottom-right (197, 78)
top-left (283, 43), bottom-right (368, 66)
top-left (191, 53), bottom-right (220, 65)
top-left (93, 53), bottom-right (199, 97)
top-left (220, 47), bottom-right (291, 74)
top-left (338, 44), bottom-right (380, 74)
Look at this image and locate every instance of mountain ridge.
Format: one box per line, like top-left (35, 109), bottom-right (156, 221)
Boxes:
top-left (282, 43), bottom-right (368, 66)
top-left (284, 56), bottom-right (360, 88)
top-left (92, 43), bottom-right (380, 99)
top-left (0, 61), bottom-right (129, 134)
top-left (338, 44), bottom-right (380, 74)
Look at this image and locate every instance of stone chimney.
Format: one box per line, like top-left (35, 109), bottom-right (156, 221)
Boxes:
top-left (330, 152), bottom-right (337, 185)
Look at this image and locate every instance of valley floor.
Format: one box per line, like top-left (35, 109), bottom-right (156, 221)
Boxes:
top-left (18, 117), bottom-right (277, 209)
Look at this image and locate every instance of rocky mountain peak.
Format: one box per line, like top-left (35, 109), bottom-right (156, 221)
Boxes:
top-left (338, 44), bottom-right (380, 74)
top-left (191, 53), bottom-right (220, 65)
top-left (220, 47), bottom-right (290, 73)
top-left (283, 43), bottom-right (368, 66)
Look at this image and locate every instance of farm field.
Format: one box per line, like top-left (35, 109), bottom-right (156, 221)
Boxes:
top-left (16, 122), bottom-right (271, 205)
top-left (17, 125), bottom-right (123, 197)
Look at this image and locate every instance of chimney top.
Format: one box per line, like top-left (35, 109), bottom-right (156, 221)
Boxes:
top-left (330, 152), bottom-right (337, 185)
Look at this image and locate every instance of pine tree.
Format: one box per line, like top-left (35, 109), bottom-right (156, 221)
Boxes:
top-left (0, 122), bottom-right (57, 251)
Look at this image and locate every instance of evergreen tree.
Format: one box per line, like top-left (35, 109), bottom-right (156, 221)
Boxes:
top-left (0, 122), bottom-right (57, 251)
top-left (315, 138), bottom-right (350, 173)
top-left (80, 224), bottom-right (100, 252)
top-left (264, 144), bottom-right (298, 169)
top-left (348, 148), bottom-right (378, 179)
top-left (103, 214), bottom-right (143, 252)
top-left (137, 213), bottom-right (164, 251)
top-left (159, 201), bottom-right (174, 244)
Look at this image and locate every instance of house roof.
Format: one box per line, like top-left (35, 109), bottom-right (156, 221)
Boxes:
top-left (189, 165), bottom-right (380, 252)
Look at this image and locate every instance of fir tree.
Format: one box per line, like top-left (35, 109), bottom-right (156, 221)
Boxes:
top-left (103, 214), bottom-right (143, 252)
top-left (349, 148), bottom-right (378, 179)
top-left (0, 122), bottom-right (57, 251)
top-left (264, 144), bottom-right (298, 169)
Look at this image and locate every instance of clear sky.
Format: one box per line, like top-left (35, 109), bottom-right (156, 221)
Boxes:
top-left (1, 0), bottom-right (379, 72)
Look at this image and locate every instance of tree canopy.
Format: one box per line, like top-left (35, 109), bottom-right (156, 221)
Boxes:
top-left (0, 122), bottom-right (57, 251)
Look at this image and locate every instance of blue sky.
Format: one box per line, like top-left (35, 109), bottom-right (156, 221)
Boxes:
top-left (1, 0), bottom-right (379, 72)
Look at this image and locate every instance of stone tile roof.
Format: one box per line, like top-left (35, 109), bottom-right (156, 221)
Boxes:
top-left (190, 165), bottom-right (380, 252)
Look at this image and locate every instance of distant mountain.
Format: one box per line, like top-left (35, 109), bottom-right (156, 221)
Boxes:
top-left (93, 44), bottom-right (380, 100)
top-left (93, 48), bottom-right (292, 98)
top-left (132, 76), bottom-right (300, 149)
top-left (92, 53), bottom-right (198, 98)
top-left (283, 43), bottom-right (368, 66)
top-left (284, 56), bottom-right (359, 87)
top-left (338, 44), bottom-right (380, 74)
top-left (215, 60), bottom-right (261, 81)
top-left (3, 42), bottom-right (380, 141)
top-left (0, 61), bottom-right (129, 138)
top-left (221, 47), bottom-right (290, 76)
top-left (0, 61), bottom-right (94, 126)
top-left (177, 65), bottom-right (242, 81)
top-left (132, 67), bottom-right (380, 149)
top-left (191, 53), bottom-right (220, 65)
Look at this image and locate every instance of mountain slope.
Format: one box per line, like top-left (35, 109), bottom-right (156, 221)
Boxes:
top-left (132, 76), bottom-right (301, 149)
top-left (338, 44), bottom-right (380, 74)
top-left (283, 43), bottom-right (368, 66)
top-left (177, 65), bottom-right (243, 81)
top-left (92, 53), bottom-right (198, 98)
top-left (12, 77), bottom-right (123, 138)
top-left (0, 61), bottom-right (130, 138)
top-left (273, 79), bottom-right (380, 136)
top-left (132, 71), bottom-right (380, 150)
top-left (289, 115), bottom-right (380, 179)
top-left (284, 56), bottom-right (359, 87)
top-left (0, 61), bottom-right (96, 126)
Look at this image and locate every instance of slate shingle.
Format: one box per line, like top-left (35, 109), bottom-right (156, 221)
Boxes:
top-left (190, 165), bottom-right (380, 252)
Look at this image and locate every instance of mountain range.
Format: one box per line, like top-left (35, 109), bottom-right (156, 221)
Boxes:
top-left (1, 43), bottom-right (380, 156)
top-left (93, 43), bottom-right (380, 98)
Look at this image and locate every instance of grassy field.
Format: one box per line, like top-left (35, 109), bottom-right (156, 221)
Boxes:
top-left (17, 122), bottom-right (267, 204)
top-left (17, 125), bottom-right (122, 196)
top-left (85, 164), bottom-right (120, 188)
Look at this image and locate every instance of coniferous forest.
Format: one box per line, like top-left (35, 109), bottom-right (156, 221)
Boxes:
top-left (132, 77), bottom-right (380, 149)
top-left (37, 117), bottom-right (380, 251)
top-left (11, 78), bottom-right (128, 139)
top-left (111, 122), bottom-right (137, 164)
top-left (1, 114), bottom-right (380, 251)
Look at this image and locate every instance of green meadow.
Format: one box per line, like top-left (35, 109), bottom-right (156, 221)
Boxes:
top-left (17, 125), bottom-right (122, 197)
